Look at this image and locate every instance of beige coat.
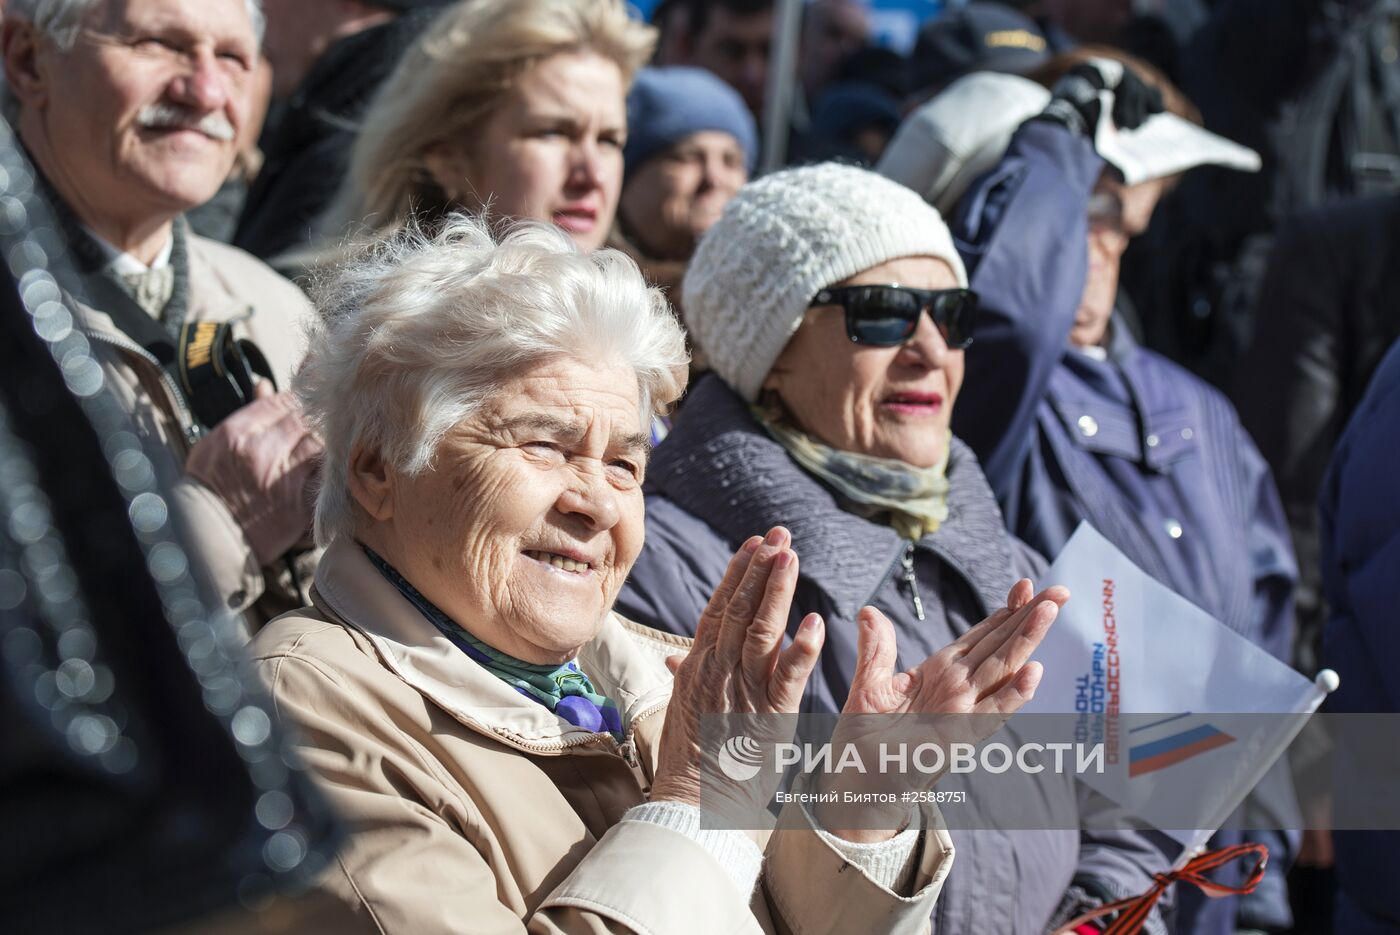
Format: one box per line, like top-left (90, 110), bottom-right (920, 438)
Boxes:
top-left (70, 230), bottom-right (316, 623)
top-left (248, 538), bottom-right (956, 934)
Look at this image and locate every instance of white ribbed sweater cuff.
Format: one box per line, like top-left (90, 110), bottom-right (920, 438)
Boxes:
top-left (621, 801), bottom-right (764, 897)
top-left (813, 808), bottom-right (922, 893)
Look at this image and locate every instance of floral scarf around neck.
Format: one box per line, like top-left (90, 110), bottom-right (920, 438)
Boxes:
top-left (363, 547), bottom-right (623, 739)
top-left (753, 406), bottom-right (951, 541)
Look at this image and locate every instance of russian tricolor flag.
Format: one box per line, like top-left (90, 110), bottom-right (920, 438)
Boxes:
top-left (1127, 715), bottom-right (1236, 778)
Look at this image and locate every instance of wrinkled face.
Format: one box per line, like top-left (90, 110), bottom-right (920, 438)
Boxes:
top-left (361, 357), bottom-right (649, 665)
top-left (10, 0), bottom-right (255, 224)
top-left (619, 130), bottom-right (748, 261)
top-left (428, 51), bottom-right (627, 254)
top-left (690, 7), bottom-right (773, 114)
top-left (763, 256), bottom-right (965, 468)
top-left (1072, 172), bottom-right (1166, 347)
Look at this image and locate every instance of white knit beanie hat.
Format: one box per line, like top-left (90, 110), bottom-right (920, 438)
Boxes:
top-left (682, 162), bottom-right (969, 402)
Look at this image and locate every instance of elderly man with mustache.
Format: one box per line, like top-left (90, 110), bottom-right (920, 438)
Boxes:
top-left (2, 0), bottom-right (321, 630)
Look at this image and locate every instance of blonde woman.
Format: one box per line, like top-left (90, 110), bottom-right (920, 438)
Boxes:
top-left (308, 0), bottom-right (651, 259)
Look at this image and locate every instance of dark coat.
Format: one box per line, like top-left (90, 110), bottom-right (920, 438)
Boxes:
top-left (1232, 194), bottom-right (1400, 674)
top-left (233, 10), bottom-right (441, 263)
top-left (1123, 0), bottom-right (1400, 375)
top-left (948, 119), bottom-right (1300, 933)
top-left (1321, 337), bottom-right (1400, 933)
top-left (617, 375), bottom-right (1171, 935)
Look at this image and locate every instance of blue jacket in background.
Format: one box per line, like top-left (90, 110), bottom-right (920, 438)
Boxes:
top-left (1321, 337), bottom-right (1400, 933)
top-left (950, 120), bottom-right (1296, 661)
top-left (618, 375), bottom-right (1172, 935)
top-left (948, 120), bottom-right (1300, 933)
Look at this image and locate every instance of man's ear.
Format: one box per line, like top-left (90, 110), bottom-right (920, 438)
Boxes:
top-left (347, 445), bottom-right (395, 522)
top-left (3, 21), bottom-right (53, 112)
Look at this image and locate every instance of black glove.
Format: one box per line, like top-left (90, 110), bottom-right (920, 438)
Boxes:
top-left (1111, 65), bottom-right (1164, 131)
top-left (1035, 60), bottom-right (1165, 141)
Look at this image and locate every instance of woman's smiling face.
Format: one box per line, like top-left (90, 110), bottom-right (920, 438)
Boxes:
top-left (761, 256), bottom-right (965, 469)
top-left (353, 356), bottom-right (649, 664)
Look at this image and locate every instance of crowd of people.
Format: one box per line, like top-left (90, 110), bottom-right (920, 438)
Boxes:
top-left (2, 0), bottom-right (1397, 932)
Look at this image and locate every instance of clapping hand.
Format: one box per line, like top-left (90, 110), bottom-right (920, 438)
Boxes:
top-left (819, 579), bottom-right (1068, 841)
top-left (650, 527), bottom-right (825, 811)
top-left (845, 578), bottom-right (1066, 720)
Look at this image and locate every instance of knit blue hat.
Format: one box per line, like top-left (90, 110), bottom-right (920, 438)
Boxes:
top-left (624, 67), bottom-right (759, 179)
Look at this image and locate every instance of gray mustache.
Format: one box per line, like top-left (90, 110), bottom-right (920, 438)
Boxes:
top-left (135, 103), bottom-right (235, 142)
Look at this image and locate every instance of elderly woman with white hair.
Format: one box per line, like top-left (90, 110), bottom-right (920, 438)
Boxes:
top-left (249, 215), bottom-right (1062, 933)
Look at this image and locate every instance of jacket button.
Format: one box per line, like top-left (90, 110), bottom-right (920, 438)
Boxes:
top-left (1077, 415), bottom-right (1098, 437)
top-left (1146, 434), bottom-right (1160, 447)
top-left (1180, 428), bottom-right (1193, 440)
top-left (1164, 519), bottom-right (1183, 539)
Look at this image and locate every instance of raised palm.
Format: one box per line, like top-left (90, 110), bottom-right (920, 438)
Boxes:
top-left (815, 579), bottom-right (1068, 842)
top-left (844, 578), bottom-right (1067, 721)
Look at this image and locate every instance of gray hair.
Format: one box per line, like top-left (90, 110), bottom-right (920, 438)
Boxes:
top-left (299, 214), bottom-right (690, 545)
top-left (2, 0), bottom-right (265, 120)
top-left (5, 0), bottom-right (266, 48)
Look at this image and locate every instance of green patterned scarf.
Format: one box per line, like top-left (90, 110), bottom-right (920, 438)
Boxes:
top-left (364, 547), bottom-right (622, 738)
top-left (754, 406), bottom-right (951, 541)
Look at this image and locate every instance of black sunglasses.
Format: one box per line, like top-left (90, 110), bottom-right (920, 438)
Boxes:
top-left (810, 284), bottom-right (979, 349)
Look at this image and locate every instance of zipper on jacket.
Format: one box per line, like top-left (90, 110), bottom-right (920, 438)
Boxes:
top-left (901, 543), bottom-right (926, 621)
top-left (83, 328), bottom-right (202, 447)
top-left (489, 693), bottom-right (667, 770)
top-left (619, 698), bottom-right (666, 760)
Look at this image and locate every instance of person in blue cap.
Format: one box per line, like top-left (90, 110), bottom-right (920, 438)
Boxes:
top-left (610, 66), bottom-right (757, 331)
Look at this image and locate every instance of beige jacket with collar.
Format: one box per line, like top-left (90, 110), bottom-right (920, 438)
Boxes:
top-left (70, 230), bottom-right (316, 625)
top-left (247, 538), bottom-right (955, 934)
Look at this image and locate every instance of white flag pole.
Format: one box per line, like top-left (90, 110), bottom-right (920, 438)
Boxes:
top-left (1167, 669), bottom-right (1341, 871)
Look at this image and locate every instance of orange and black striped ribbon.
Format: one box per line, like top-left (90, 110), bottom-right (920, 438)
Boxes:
top-left (1054, 842), bottom-right (1269, 935)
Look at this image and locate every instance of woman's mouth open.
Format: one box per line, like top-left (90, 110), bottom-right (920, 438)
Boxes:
top-left (523, 549), bottom-right (593, 575)
top-left (880, 391), bottom-right (944, 417)
top-left (552, 207), bottom-right (598, 234)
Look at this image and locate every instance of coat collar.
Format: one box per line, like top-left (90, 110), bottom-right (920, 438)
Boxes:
top-left (64, 221), bottom-right (250, 345)
top-left (649, 376), bottom-right (1021, 618)
top-left (311, 537), bottom-right (681, 753)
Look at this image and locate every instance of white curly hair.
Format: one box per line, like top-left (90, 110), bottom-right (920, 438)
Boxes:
top-left (298, 214), bottom-right (690, 545)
